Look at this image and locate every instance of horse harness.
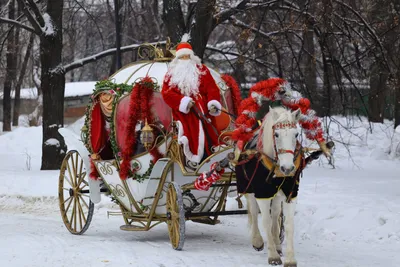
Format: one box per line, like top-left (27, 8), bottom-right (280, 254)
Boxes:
top-left (235, 120), bottom-right (305, 203)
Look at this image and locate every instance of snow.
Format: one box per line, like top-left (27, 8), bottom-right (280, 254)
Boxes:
top-left (44, 138), bottom-right (60, 147)
top-left (42, 13), bottom-right (55, 36)
top-left (6, 81), bottom-right (97, 99)
top-left (0, 116), bottom-right (399, 266)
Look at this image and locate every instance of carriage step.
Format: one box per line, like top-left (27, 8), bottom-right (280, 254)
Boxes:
top-left (120, 225), bottom-right (147, 231)
top-left (191, 217), bottom-right (221, 225)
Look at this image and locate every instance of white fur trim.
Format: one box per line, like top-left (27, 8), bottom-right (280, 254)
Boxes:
top-left (207, 100), bottom-right (222, 116)
top-left (179, 96), bottom-right (193, 114)
top-left (176, 48), bottom-right (195, 58)
top-left (176, 120), bottom-right (204, 163)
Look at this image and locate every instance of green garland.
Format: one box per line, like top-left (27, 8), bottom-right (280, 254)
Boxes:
top-left (131, 161), bottom-right (155, 183)
top-left (81, 79), bottom-right (134, 153)
top-left (81, 78), bottom-right (158, 183)
top-left (92, 79), bottom-right (133, 97)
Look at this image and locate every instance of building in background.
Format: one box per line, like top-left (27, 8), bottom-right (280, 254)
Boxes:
top-left (0, 81), bottom-right (96, 125)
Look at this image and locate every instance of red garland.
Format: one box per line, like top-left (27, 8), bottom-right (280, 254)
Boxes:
top-left (284, 99), bottom-right (324, 142)
top-left (119, 76), bottom-right (163, 180)
top-left (89, 158), bottom-right (98, 180)
top-left (233, 78), bottom-right (287, 143)
top-left (221, 74), bottom-right (242, 116)
top-left (249, 78), bottom-right (284, 99)
top-left (232, 77), bottom-right (325, 144)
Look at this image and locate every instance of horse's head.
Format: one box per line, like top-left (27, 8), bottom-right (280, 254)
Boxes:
top-left (260, 107), bottom-right (301, 176)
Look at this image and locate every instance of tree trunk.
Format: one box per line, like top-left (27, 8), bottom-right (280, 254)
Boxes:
top-left (302, 25), bottom-right (321, 114)
top-left (395, 69), bottom-right (400, 128)
top-left (319, 0), bottom-right (335, 117)
top-left (13, 33), bottom-right (35, 126)
top-left (2, 0), bottom-right (16, 132)
top-left (366, 0), bottom-right (392, 123)
top-left (190, 0), bottom-right (216, 59)
top-left (162, 0), bottom-right (185, 44)
top-left (40, 0), bottom-right (67, 170)
top-left (368, 63), bottom-right (389, 123)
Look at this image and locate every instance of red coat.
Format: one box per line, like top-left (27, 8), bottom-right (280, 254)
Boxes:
top-left (162, 65), bottom-right (222, 163)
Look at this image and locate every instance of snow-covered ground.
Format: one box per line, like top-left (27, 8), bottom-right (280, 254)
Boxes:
top-left (0, 116), bottom-right (399, 267)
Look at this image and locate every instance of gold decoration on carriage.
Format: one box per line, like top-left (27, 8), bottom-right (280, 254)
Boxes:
top-left (137, 38), bottom-right (175, 62)
top-left (140, 119), bottom-right (155, 150)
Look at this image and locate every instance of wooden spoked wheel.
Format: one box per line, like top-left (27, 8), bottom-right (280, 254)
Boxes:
top-left (59, 150), bottom-right (94, 235)
top-left (166, 182), bottom-right (185, 250)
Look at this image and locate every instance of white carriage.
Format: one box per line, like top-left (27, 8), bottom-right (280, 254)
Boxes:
top-left (58, 52), bottom-right (244, 250)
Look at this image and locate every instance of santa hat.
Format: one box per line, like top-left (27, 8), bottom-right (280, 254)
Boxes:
top-left (175, 33), bottom-right (195, 58)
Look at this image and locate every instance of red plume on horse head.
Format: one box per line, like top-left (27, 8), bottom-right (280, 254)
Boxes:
top-left (232, 77), bottom-right (325, 144)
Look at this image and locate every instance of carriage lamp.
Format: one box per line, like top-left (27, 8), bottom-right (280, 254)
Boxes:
top-left (140, 119), bottom-right (154, 150)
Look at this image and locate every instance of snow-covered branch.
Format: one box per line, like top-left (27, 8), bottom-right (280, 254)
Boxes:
top-left (333, 0), bottom-right (391, 72)
top-left (0, 17), bottom-right (37, 33)
top-left (63, 41), bottom-right (166, 73)
top-left (15, 0), bottom-right (43, 33)
top-left (230, 17), bottom-right (301, 40)
top-left (25, 0), bottom-right (45, 26)
top-left (205, 45), bottom-right (274, 67)
top-left (213, 0), bottom-right (280, 26)
top-left (214, 0), bottom-right (249, 24)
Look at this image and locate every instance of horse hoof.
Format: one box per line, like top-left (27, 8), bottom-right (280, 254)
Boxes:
top-left (268, 258), bottom-right (282, 265)
top-left (277, 249), bottom-right (283, 256)
top-left (284, 263), bottom-right (297, 267)
top-left (253, 243), bottom-right (264, 251)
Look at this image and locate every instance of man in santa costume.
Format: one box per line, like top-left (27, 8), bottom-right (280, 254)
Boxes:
top-left (162, 36), bottom-right (222, 163)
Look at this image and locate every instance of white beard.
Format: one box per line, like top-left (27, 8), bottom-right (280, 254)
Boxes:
top-left (167, 56), bottom-right (204, 96)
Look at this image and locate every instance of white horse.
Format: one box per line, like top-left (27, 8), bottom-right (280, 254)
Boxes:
top-left (244, 106), bottom-right (301, 267)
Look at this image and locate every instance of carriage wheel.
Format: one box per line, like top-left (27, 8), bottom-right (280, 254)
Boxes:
top-left (59, 150), bottom-right (94, 235)
top-left (166, 182), bottom-right (185, 250)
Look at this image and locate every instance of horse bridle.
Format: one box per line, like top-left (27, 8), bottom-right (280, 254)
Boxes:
top-left (272, 121), bottom-right (298, 161)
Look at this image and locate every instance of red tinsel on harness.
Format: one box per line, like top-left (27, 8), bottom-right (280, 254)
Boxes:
top-left (119, 76), bottom-right (162, 180)
top-left (221, 74), bottom-right (242, 116)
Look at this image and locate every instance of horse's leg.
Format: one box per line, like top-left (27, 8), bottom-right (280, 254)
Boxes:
top-left (245, 193), bottom-right (264, 251)
top-left (271, 197), bottom-right (283, 256)
top-left (256, 198), bottom-right (282, 265)
top-left (282, 199), bottom-right (297, 267)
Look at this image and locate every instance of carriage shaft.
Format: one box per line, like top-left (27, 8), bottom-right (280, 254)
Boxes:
top-left (186, 210), bottom-right (247, 218)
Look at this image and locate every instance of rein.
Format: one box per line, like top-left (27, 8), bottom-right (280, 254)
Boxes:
top-left (192, 105), bottom-right (219, 137)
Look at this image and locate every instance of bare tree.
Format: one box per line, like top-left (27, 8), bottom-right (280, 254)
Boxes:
top-left (2, 0), bottom-right (17, 132)
top-left (13, 32), bottom-right (34, 126)
top-left (2, 0), bottom-right (67, 169)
